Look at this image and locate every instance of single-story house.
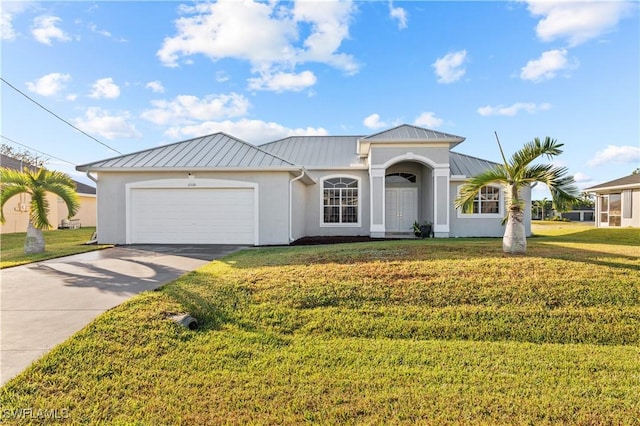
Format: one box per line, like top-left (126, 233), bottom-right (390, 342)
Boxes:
top-left (0, 154), bottom-right (97, 234)
top-left (586, 173), bottom-right (640, 228)
top-left (76, 124), bottom-right (531, 245)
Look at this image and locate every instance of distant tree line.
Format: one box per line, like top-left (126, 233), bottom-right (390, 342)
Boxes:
top-left (0, 144), bottom-right (48, 169)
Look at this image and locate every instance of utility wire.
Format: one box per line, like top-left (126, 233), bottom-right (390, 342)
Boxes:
top-left (0, 77), bottom-right (122, 155)
top-left (1, 134), bottom-right (77, 166)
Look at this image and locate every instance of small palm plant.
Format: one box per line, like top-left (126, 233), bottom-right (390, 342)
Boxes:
top-left (455, 134), bottom-right (579, 254)
top-left (1, 167), bottom-right (80, 254)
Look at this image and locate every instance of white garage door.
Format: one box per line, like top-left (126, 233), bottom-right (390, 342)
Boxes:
top-left (130, 187), bottom-right (255, 244)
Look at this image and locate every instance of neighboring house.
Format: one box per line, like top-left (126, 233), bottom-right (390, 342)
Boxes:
top-left (0, 154), bottom-right (97, 234)
top-left (586, 173), bottom-right (640, 228)
top-left (76, 124), bottom-right (531, 245)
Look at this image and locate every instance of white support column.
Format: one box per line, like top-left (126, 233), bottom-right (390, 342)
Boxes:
top-left (369, 166), bottom-right (386, 237)
top-left (432, 167), bottom-right (450, 237)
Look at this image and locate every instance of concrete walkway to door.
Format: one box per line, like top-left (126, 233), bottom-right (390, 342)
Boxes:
top-left (0, 245), bottom-right (245, 386)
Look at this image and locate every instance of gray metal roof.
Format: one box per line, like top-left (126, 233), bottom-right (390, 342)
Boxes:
top-left (260, 135), bottom-right (365, 168)
top-left (449, 151), bottom-right (500, 177)
top-left (585, 173), bottom-right (640, 191)
top-left (362, 124), bottom-right (465, 143)
top-left (77, 133), bottom-right (296, 171)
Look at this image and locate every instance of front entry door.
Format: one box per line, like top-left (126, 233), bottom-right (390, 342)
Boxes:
top-left (385, 188), bottom-right (418, 232)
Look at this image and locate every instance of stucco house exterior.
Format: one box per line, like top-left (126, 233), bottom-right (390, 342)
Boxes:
top-left (0, 154), bottom-right (97, 234)
top-left (586, 173), bottom-right (640, 228)
top-left (76, 124), bottom-right (531, 245)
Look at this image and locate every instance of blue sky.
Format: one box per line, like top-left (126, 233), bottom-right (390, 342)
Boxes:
top-left (1, 0), bottom-right (638, 198)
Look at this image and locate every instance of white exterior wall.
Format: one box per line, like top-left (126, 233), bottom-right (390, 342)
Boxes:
top-left (594, 188), bottom-right (640, 228)
top-left (94, 171), bottom-right (292, 245)
top-left (627, 190), bottom-right (640, 228)
top-left (290, 177), bottom-right (308, 241)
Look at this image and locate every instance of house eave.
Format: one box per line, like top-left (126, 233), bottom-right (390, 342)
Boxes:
top-left (586, 183), bottom-right (640, 193)
top-left (75, 166), bottom-right (306, 173)
top-left (358, 138), bottom-right (465, 158)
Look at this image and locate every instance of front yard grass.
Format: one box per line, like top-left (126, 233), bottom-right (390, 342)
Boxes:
top-left (1, 224), bottom-right (639, 424)
top-left (0, 227), bottom-right (111, 268)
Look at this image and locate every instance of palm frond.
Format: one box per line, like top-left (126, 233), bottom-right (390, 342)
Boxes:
top-left (454, 166), bottom-right (509, 211)
top-left (509, 137), bottom-right (564, 178)
top-left (1, 167), bottom-right (30, 186)
top-left (47, 182), bottom-right (80, 218)
top-left (0, 184), bottom-right (30, 223)
top-left (522, 164), bottom-right (580, 211)
top-left (29, 187), bottom-right (51, 229)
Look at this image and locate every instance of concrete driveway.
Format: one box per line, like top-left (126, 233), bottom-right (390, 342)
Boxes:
top-left (0, 245), bottom-right (245, 386)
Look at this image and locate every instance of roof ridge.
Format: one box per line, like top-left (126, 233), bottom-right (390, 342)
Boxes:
top-left (219, 132), bottom-right (298, 167)
top-left (362, 123), bottom-right (464, 140)
top-left (76, 133), bottom-right (223, 168)
top-left (77, 132), bottom-right (298, 169)
top-left (260, 134), bottom-right (363, 147)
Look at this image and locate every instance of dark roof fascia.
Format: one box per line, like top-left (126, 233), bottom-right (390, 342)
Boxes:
top-left (585, 174), bottom-right (640, 192)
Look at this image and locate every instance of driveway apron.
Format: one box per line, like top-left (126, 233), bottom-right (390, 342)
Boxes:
top-left (0, 245), bottom-right (244, 386)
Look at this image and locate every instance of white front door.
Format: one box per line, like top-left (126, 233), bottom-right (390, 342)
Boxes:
top-left (385, 188), bottom-right (418, 232)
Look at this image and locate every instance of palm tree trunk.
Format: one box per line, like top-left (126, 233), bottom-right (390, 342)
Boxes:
top-left (24, 221), bottom-right (45, 254)
top-left (503, 184), bottom-right (526, 254)
top-left (503, 208), bottom-right (526, 254)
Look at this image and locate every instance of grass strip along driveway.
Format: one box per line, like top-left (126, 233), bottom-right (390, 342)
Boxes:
top-left (1, 224), bottom-right (639, 424)
top-left (1, 228), bottom-right (110, 268)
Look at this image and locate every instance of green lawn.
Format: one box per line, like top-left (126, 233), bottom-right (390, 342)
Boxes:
top-left (0, 227), bottom-right (111, 268)
top-left (1, 224), bottom-right (639, 424)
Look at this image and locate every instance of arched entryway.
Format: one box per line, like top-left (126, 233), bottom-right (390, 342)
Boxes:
top-left (384, 161), bottom-right (435, 234)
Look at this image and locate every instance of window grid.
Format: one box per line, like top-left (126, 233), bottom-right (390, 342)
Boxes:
top-left (323, 178), bottom-right (358, 224)
top-left (472, 186), bottom-right (500, 214)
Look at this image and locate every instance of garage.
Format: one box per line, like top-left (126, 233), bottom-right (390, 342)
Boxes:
top-left (127, 179), bottom-right (257, 245)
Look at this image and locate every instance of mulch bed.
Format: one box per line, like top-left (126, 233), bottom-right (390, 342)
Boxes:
top-left (291, 236), bottom-right (395, 246)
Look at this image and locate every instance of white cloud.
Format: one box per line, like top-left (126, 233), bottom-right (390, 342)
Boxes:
top-left (389, 2), bottom-right (408, 30)
top-left (89, 77), bottom-right (120, 99)
top-left (248, 70), bottom-right (317, 92)
top-left (31, 15), bottom-right (70, 45)
top-left (141, 93), bottom-right (250, 126)
top-left (414, 112), bottom-right (443, 128)
top-left (1, 10), bottom-right (16, 40)
top-left (363, 113), bottom-right (388, 129)
top-left (216, 71), bottom-right (230, 83)
top-left (25, 73), bottom-right (71, 97)
top-left (165, 119), bottom-right (328, 145)
top-left (157, 1), bottom-right (358, 90)
top-left (524, 0), bottom-right (636, 46)
top-left (573, 172), bottom-right (591, 183)
top-left (432, 50), bottom-right (467, 84)
top-left (587, 145), bottom-right (640, 167)
top-left (292, 1), bottom-right (359, 74)
top-left (520, 49), bottom-right (577, 82)
top-left (145, 80), bottom-right (165, 93)
top-left (89, 23), bottom-right (111, 38)
top-left (477, 102), bottom-right (551, 117)
top-left (73, 107), bottom-right (141, 140)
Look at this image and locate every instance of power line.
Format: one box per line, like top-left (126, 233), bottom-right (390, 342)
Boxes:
top-left (1, 134), bottom-right (77, 166)
top-left (0, 77), bottom-right (122, 155)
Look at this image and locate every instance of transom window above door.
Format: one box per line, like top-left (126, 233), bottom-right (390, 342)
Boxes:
top-left (322, 177), bottom-right (359, 225)
top-left (385, 173), bottom-right (417, 184)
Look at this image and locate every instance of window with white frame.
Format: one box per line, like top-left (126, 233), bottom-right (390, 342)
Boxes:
top-left (459, 185), bottom-right (502, 216)
top-left (322, 177), bottom-right (359, 224)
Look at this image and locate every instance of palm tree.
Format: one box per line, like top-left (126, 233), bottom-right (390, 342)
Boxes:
top-left (455, 134), bottom-right (579, 254)
top-left (1, 167), bottom-right (80, 254)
